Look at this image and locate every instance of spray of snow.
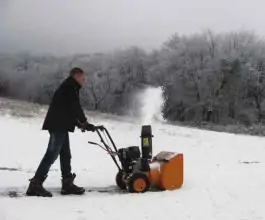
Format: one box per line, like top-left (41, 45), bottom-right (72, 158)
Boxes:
top-left (138, 86), bottom-right (164, 124)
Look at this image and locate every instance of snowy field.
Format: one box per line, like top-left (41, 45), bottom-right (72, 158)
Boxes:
top-left (0, 99), bottom-right (265, 220)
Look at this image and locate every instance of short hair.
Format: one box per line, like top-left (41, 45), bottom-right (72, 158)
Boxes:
top-left (70, 67), bottom-right (84, 76)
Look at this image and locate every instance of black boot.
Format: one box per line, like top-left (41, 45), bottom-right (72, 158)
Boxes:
top-left (61, 173), bottom-right (85, 195)
top-left (26, 176), bottom-right (53, 197)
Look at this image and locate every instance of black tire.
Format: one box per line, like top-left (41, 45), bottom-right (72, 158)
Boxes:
top-left (127, 173), bottom-right (150, 193)
top-left (115, 171), bottom-right (127, 190)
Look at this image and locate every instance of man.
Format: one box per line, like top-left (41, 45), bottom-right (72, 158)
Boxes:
top-left (26, 67), bottom-right (96, 197)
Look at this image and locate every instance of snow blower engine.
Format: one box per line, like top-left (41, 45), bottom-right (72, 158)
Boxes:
top-left (90, 125), bottom-right (183, 193)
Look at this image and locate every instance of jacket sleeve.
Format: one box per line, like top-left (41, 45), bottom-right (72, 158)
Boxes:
top-left (66, 86), bottom-right (87, 124)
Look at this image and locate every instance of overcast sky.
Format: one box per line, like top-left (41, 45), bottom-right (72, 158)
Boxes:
top-left (0, 0), bottom-right (264, 55)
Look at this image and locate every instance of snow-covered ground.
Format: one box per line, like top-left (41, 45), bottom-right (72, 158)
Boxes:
top-left (0, 99), bottom-right (265, 220)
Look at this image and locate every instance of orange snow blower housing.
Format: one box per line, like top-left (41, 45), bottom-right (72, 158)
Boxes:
top-left (90, 125), bottom-right (184, 193)
top-left (149, 151), bottom-right (184, 191)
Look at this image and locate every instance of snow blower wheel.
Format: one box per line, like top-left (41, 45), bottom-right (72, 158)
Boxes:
top-left (127, 173), bottom-right (150, 193)
top-left (115, 171), bottom-right (127, 190)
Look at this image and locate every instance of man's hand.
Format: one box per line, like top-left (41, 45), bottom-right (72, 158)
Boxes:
top-left (77, 120), bottom-right (95, 132)
top-left (95, 125), bottom-right (104, 131)
top-left (77, 120), bottom-right (104, 132)
top-left (85, 123), bottom-right (96, 132)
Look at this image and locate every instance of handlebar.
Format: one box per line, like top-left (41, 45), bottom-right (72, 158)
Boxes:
top-left (91, 125), bottom-right (122, 171)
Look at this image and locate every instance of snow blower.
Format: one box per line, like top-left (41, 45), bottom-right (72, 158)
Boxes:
top-left (90, 125), bottom-right (184, 193)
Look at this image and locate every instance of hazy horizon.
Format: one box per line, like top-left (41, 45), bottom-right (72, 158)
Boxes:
top-left (0, 0), bottom-right (265, 55)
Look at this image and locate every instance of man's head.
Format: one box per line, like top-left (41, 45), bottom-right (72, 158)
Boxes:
top-left (70, 67), bottom-right (85, 87)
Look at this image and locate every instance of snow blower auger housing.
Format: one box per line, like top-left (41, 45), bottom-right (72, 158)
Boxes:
top-left (90, 125), bottom-right (184, 193)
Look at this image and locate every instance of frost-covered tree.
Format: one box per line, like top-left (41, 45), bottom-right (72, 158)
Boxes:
top-left (1, 30), bottom-right (265, 125)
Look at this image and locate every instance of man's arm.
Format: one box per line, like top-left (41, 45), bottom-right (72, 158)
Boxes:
top-left (66, 86), bottom-right (87, 125)
top-left (64, 85), bottom-right (96, 131)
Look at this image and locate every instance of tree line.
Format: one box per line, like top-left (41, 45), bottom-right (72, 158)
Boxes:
top-left (1, 30), bottom-right (265, 126)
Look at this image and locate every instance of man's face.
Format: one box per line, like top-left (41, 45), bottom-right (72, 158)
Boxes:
top-left (73, 72), bottom-right (85, 87)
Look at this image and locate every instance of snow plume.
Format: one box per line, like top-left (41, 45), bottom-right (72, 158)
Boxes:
top-left (137, 86), bottom-right (164, 124)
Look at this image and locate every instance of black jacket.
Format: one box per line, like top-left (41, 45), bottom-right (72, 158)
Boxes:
top-left (42, 77), bottom-right (87, 132)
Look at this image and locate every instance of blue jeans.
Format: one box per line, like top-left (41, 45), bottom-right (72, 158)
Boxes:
top-left (34, 132), bottom-right (72, 179)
